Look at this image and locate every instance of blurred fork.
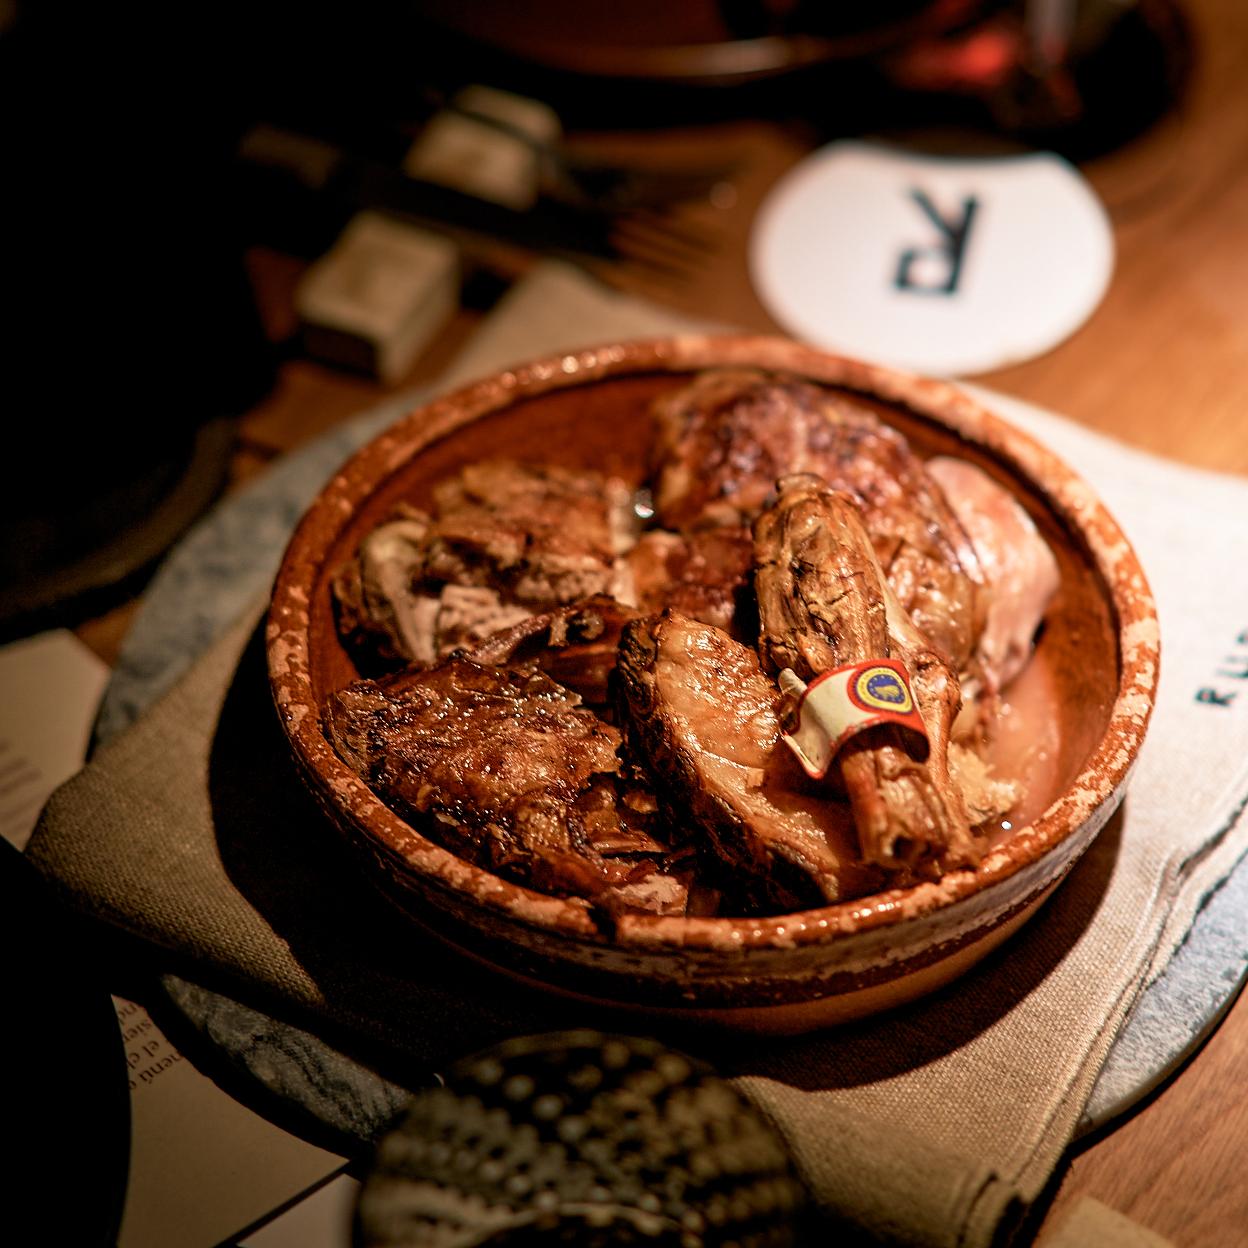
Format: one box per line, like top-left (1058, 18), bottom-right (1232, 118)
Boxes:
top-left (605, 207), bottom-right (726, 285)
top-left (239, 124), bottom-right (726, 284)
top-left (430, 95), bottom-right (739, 214)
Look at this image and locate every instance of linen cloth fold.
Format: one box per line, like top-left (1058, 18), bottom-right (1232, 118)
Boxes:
top-left (27, 264), bottom-right (1248, 1246)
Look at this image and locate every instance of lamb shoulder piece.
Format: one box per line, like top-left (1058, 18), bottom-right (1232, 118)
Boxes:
top-left (926, 456), bottom-right (1060, 693)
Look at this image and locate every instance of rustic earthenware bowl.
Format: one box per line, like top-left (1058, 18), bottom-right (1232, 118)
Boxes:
top-left (267, 335), bottom-right (1158, 1033)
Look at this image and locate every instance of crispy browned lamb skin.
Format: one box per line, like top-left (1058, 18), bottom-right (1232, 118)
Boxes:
top-left (331, 460), bottom-right (638, 667)
top-left (324, 658), bottom-right (689, 916)
top-left (651, 370), bottom-right (833, 531)
top-left (754, 474), bottom-right (978, 876)
top-left (651, 370), bottom-right (984, 669)
top-left (616, 611), bottom-right (881, 911)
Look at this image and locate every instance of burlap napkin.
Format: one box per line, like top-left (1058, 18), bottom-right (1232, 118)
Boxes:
top-left (28, 265), bottom-right (1248, 1246)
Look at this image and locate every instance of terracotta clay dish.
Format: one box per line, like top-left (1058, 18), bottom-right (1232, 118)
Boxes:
top-left (267, 336), bottom-right (1158, 1033)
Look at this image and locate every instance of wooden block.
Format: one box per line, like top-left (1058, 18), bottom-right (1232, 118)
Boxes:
top-left (295, 213), bottom-right (459, 384)
top-left (404, 84), bottom-right (561, 212)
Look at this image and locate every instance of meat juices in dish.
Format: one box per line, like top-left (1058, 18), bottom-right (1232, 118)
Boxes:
top-left (754, 474), bottom-right (978, 876)
top-left (325, 658), bottom-right (691, 917)
top-left (323, 368), bottom-right (1058, 917)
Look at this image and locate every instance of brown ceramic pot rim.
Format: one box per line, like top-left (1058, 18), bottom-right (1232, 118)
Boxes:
top-left (267, 334), bottom-right (1160, 952)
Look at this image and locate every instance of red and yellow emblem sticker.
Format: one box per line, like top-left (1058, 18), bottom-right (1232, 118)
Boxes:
top-left (849, 663), bottom-right (915, 715)
top-left (780, 658), bottom-right (928, 781)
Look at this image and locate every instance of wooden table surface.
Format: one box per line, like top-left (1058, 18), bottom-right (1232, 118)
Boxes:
top-left (74, 0), bottom-right (1248, 1242)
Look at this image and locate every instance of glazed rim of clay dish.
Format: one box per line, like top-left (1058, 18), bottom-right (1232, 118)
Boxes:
top-left (267, 336), bottom-right (1159, 997)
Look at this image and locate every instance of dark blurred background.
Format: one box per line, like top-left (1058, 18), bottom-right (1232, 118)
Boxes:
top-left (0, 0), bottom-right (1190, 638)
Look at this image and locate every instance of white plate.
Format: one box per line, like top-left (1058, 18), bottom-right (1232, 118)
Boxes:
top-left (750, 141), bottom-right (1114, 376)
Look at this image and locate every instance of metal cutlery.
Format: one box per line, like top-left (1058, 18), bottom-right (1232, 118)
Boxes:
top-left (238, 124), bottom-right (724, 282)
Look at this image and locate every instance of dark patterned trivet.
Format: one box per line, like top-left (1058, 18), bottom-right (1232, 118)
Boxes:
top-left (355, 1030), bottom-right (809, 1248)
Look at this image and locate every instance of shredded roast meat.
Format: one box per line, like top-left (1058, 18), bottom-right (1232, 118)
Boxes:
top-left (424, 460), bottom-right (637, 604)
top-left (331, 460), bottom-right (638, 667)
top-left (622, 525), bottom-right (756, 640)
top-left (465, 596), bottom-right (639, 706)
top-left (332, 505), bottom-right (441, 665)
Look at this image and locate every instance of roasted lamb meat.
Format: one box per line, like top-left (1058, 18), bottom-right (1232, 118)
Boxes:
top-left (927, 456), bottom-right (1060, 694)
top-left (651, 370), bottom-right (841, 531)
top-left (424, 459), bottom-right (637, 603)
top-left (324, 369), bottom-right (1054, 917)
top-left (331, 505), bottom-right (444, 665)
top-left (325, 658), bottom-right (689, 916)
top-left (466, 596), bottom-right (639, 706)
top-left (616, 610), bottom-right (880, 911)
top-left (650, 370), bottom-right (984, 669)
top-left (620, 525), bottom-right (756, 640)
top-left (332, 460), bottom-right (639, 667)
top-left (754, 474), bottom-right (979, 876)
